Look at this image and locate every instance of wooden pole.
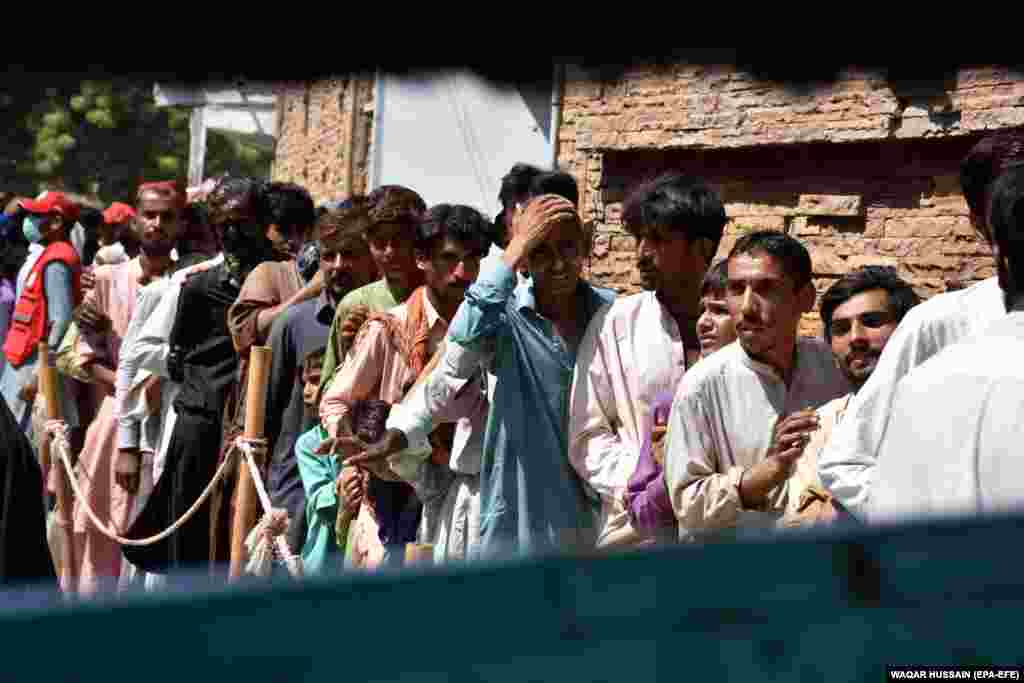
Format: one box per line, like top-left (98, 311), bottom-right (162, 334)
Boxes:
top-left (404, 543), bottom-right (434, 567)
top-left (39, 342), bottom-right (76, 593)
top-left (228, 346), bottom-right (272, 581)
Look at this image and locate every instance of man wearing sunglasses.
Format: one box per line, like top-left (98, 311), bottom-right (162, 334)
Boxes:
top-left (122, 176), bottom-right (276, 580)
top-left (781, 266), bottom-right (919, 527)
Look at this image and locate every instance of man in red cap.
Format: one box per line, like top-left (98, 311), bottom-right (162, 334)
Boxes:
top-left (93, 202), bottom-right (139, 266)
top-left (1, 192), bottom-right (84, 441)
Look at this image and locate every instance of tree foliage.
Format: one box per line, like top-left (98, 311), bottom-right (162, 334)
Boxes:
top-left (0, 77), bottom-right (272, 204)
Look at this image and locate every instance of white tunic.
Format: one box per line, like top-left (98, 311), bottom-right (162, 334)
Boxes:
top-left (568, 291), bottom-right (689, 548)
top-left (664, 338), bottom-right (850, 542)
top-left (869, 311), bottom-right (1024, 523)
top-left (817, 277), bottom-right (1005, 518)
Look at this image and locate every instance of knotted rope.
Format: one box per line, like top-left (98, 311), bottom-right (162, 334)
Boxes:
top-left (45, 421), bottom-right (302, 577)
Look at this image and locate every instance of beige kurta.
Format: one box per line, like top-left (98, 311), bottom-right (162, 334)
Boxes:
top-left (870, 312), bottom-right (1024, 523)
top-left (663, 338), bottom-right (851, 542)
top-left (779, 393), bottom-right (852, 526)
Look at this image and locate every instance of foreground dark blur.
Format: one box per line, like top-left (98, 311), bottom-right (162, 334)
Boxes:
top-left (2, 510), bottom-right (1023, 681)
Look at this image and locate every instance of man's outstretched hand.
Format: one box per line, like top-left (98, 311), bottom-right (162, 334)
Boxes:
top-left (315, 429), bottom-right (409, 479)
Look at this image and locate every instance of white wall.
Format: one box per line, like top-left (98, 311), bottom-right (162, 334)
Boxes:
top-left (372, 69), bottom-right (553, 217)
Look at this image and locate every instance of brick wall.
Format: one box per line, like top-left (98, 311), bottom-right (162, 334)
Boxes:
top-left (273, 64), bottom-right (1024, 334)
top-left (272, 77), bottom-right (373, 203)
top-left (558, 64), bottom-right (1024, 334)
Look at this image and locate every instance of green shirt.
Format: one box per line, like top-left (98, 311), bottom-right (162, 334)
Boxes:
top-left (316, 278), bottom-right (404, 406)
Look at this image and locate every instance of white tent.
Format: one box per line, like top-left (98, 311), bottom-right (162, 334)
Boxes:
top-left (370, 69), bottom-right (558, 216)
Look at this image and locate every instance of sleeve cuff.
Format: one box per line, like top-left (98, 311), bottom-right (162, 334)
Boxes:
top-left (386, 402), bottom-right (432, 446)
top-left (117, 421), bottom-right (141, 451)
top-left (464, 258), bottom-right (517, 305)
top-left (734, 465), bottom-right (771, 513)
top-left (323, 415), bottom-right (341, 440)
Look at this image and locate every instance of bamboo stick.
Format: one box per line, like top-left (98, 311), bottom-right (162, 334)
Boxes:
top-left (228, 346), bottom-right (272, 581)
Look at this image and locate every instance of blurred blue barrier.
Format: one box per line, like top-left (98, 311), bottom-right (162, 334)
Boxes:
top-left (2, 512), bottom-right (1023, 681)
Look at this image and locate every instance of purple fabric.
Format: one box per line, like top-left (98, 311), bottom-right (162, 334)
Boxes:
top-left (625, 390), bottom-right (676, 535)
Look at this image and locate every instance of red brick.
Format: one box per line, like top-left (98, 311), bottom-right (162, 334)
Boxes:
top-left (885, 217), bottom-right (961, 238)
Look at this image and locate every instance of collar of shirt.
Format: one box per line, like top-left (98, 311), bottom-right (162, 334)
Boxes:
top-left (421, 287), bottom-right (444, 329)
top-left (513, 277), bottom-right (585, 317)
top-left (734, 338), bottom-right (801, 385)
top-left (734, 336), bottom-right (838, 394)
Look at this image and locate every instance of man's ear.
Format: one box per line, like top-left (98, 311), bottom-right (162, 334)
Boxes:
top-left (414, 248), bottom-right (429, 272)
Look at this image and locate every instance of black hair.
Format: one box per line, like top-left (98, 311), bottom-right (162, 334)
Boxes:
top-left (729, 230), bottom-right (813, 290)
top-left (415, 204), bottom-right (493, 257)
top-left (701, 259), bottom-right (730, 297)
top-left (76, 206), bottom-right (104, 266)
top-left (960, 131), bottom-right (1024, 221)
top-left (529, 171), bottom-right (579, 207)
top-left (491, 165), bottom-right (575, 248)
top-left (78, 207), bottom-right (103, 232)
top-left (259, 181), bottom-right (315, 236)
top-left (988, 161), bottom-right (1024, 298)
top-left (622, 173), bottom-right (727, 257)
top-left (365, 185), bottom-right (427, 233)
top-left (819, 266), bottom-right (920, 343)
top-left (497, 163), bottom-right (544, 208)
top-left (207, 176), bottom-right (264, 220)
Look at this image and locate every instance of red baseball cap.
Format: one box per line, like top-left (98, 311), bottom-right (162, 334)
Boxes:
top-left (103, 202), bottom-right (136, 225)
top-left (19, 192), bottom-right (81, 223)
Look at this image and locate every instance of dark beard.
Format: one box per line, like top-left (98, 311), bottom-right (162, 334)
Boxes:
top-left (140, 239), bottom-right (175, 258)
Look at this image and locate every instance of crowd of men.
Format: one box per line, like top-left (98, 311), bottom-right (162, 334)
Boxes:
top-left (2, 129), bottom-right (1024, 594)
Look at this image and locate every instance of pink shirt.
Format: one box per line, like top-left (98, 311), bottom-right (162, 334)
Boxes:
top-left (78, 258), bottom-right (145, 373)
top-left (320, 294), bottom-right (447, 439)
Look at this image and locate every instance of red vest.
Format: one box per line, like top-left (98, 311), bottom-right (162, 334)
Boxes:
top-left (3, 242), bottom-right (83, 368)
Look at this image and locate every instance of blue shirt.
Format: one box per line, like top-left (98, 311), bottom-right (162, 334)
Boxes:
top-left (265, 294), bottom-right (335, 554)
top-left (448, 259), bottom-right (616, 560)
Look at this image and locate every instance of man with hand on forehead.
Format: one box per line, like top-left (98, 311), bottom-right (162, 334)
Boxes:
top-left (439, 194), bottom-right (615, 559)
top-left (663, 231), bottom-right (850, 542)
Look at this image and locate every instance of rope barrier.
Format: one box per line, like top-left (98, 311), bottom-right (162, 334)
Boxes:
top-left (236, 438), bottom-right (303, 578)
top-left (46, 420), bottom-right (235, 548)
top-left (46, 421), bottom-right (302, 578)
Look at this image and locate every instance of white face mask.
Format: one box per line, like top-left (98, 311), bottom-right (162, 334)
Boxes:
top-left (22, 214), bottom-right (47, 244)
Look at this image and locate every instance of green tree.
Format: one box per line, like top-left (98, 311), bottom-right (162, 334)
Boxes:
top-left (2, 76), bottom-right (272, 204)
